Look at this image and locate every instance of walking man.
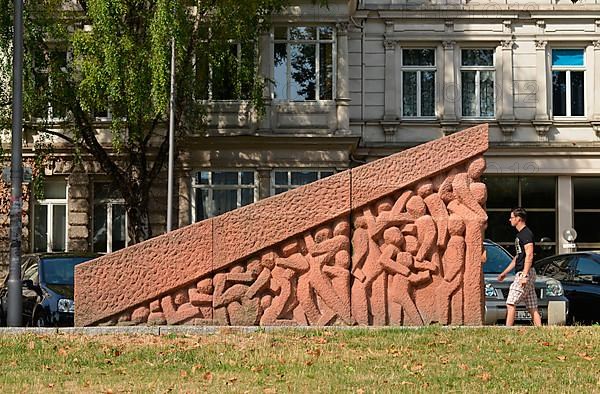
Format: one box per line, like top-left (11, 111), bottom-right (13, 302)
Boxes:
top-left (497, 207), bottom-right (542, 326)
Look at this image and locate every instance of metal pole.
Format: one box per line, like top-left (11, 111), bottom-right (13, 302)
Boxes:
top-left (7, 0), bottom-right (24, 327)
top-left (166, 37), bottom-right (175, 232)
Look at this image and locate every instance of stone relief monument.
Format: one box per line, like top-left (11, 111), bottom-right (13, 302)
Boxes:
top-left (75, 124), bottom-right (488, 326)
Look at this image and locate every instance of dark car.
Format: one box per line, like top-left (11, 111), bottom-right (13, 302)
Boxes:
top-left (483, 240), bottom-right (568, 325)
top-left (535, 251), bottom-right (600, 324)
top-left (0, 253), bottom-right (97, 327)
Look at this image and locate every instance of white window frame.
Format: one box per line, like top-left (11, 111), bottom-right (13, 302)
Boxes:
top-left (273, 26), bottom-right (336, 102)
top-left (271, 169), bottom-right (335, 195)
top-left (459, 48), bottom-right (496, 119)
top-left (92, 183), bottom-right (129, 253)
top-left (32, 182), bottom-right (68, 253)
top-left (400, 48), bottom-right (437, 119)
top-left (551, 48), bottom-right (586, 118)
top-left (191, 169), bottom-right (258, 222)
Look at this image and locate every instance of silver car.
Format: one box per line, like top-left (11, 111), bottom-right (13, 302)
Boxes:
top-left (483, 240), bottom-right (568, 325)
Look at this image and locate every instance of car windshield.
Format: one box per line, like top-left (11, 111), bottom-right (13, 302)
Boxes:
top-left (483, 243), bottom-right (514, 274)
top-left (40, 257), bottom-right (92, 285)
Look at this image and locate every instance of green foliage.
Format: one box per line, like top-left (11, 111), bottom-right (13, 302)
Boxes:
top-left (0, 0), bottom-right (320, 241)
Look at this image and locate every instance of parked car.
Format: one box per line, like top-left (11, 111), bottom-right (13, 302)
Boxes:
top-left (483, 240), bottom-right (568, 325)
top-left (0, 253), bottom-right (98, 327)
top-left (534, 251), bottom-right (600, 324)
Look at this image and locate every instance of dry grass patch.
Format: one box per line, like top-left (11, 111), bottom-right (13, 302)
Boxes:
top-left (0, 326), bottom-right (599, 393)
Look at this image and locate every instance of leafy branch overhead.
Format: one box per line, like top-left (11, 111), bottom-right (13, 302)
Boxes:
top-left (0, 0), bottom-right (289, 243)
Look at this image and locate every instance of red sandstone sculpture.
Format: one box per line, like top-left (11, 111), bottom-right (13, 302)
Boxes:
top-left (75, 124), bottom-right (489, 326)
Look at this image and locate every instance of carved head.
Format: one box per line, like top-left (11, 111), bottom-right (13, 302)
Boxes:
top-left (376, 198), bottom-right (394, 214)
top-left (406, 195), bottom-right (427, 218)
top-left (353, 214), bottom-right (367, 229)
top-left (197, 278), bottom-right (213, 294)
top-left (247, 258), bottom-right (262, 275)
top-left (231, 265), bottom-right (244, 273)
top-left (416, 180), bottom-right (434, 198)
top-left (333, 219), bottom-right (350, 237)
top-left (260, 251), bottom-right (277, 269)
top-left (467, 156), bottom-right (486, 180)
top-left (383, 226), bottom-right (404, 247)
top-left (315, 227), bottom-right (332, 243)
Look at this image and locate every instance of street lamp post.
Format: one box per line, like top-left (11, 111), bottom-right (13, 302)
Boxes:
top-left (7, 0), bottom-right (24, 326)
top-left (166, 37), bottom-right (175, 232)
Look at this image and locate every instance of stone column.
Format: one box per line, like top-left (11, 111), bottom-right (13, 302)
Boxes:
top-left (178, 170), bottom-right (191, 228)
top-left (257, 168), bottom-right (272, 200)
top-left (534, 40), bottom-right (549, 121)
top-left (532, 40), bottom-right (552, 139)
top-left (336, 23), bottom-right (351, 134)
top-left (499, 40), bottom-right (517, 138)
top-left (441, 41), bottom-right (458, 134)
top-left (68, 170), bottom-right (90, 252)
top-left (557, 176), bottom-right (574, 255)
top-left (258, 30), bottom-right (273, 132)
top-left (592, 40), bottom-right (600, 137)
top-left (383, 39), bottom-right (398, 121)
top-left (500, 40), bottom-right (515, 120)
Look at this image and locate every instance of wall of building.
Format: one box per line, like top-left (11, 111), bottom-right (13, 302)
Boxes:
top-left (2, 0), bottom-right (600, 273)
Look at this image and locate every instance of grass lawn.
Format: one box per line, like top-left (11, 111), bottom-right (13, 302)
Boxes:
top-left (0, 326), bottom-right (599, 393)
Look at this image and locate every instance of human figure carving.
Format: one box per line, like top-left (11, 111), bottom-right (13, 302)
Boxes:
top-left (350, 214), bottom-right (371, 325)
top-left (370, 192), bottom-right (414, 240)
top-left (436, 214), bottom-right (466, 325)
top-left (447, 196), bottom-right (487, 325)
top-left (452, 172), bottom-right (487, 221)
top-left (377, 227), bottom-right (430, 325)
top-left (297, 226), bottom-right (354, 325)
top-left (160, 288), bottom-right (201, 325)
top-left (262, 243), bottom-right (308, 325)
top-left (147, 299), bottom-right (166, 325)
top-left (213, 265), bottom-right (261, 325)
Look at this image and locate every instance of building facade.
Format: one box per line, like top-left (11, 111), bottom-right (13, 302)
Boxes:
top-left (2, 0), bottom-right (600, 273)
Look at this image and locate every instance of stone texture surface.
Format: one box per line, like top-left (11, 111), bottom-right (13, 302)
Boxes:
top-left (213, 171), bottom-right (351, 269)
top-left (75, 124), bottom-right (489, 327)
top-left (75, 219), bottom-right (213, 326)
top-left (351, 124), bottom-right (488, 210)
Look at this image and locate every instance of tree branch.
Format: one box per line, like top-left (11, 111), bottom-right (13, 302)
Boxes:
top-left (71, 103), bottom-right (128, 187)
top-left (24, 125), bottom-right (77, 145)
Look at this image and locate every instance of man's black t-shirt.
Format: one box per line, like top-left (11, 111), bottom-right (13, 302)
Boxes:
top-left (514, 226), bottom-right (534, 272)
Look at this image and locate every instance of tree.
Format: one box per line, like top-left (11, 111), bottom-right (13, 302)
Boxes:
top-left (0, 0), bottom-right (288, 243)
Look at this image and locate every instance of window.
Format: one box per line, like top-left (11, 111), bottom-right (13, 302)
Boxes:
top-left (401, 49), bottom-right (436, 117)
top-left (573, 177), bottom-right (600, 248)
top-left (537, 256), bottom-right (574, 281)
top-left (272, 169), bottom-right (334, 195)
top-left (33, 181), bottom-right (68, 253)
top-left (192, 170), bottom-right (256, 221)
top-left (93, 183), bottom-right (128, 253)
top-left (32, 51), bottom-right (69, 120)
top-left (573, 256), bottom-right (600, 283)
top-left (461, 49), bottom-right (495, 117)
top-left (482, 176), bottom-right (556, 258)
top-left (552, 49), bottom-right (585, 117)
top-left (195, 39), bottom-right (256, 101)
top-left (273, 26), bottom-right (335, 101)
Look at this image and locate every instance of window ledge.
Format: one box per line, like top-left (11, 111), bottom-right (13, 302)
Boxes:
top-left (552, 117), bottom-right (588, 123)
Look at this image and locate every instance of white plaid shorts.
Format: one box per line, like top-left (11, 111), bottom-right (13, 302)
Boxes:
top-left (506, 269), bottom-right (538, 309)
